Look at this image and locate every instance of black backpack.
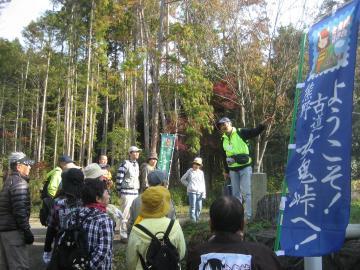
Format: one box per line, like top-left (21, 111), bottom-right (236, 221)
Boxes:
top-left (40, 178), bottom-right (51, 200)
top-left (39, 197), bottom-right (54, 226)
top-left (135, 219), bottom-right (180, 270)
top-left (47, 210), bottom-right (93, 270)
top-left (39, 177), bottom-right (53, 226)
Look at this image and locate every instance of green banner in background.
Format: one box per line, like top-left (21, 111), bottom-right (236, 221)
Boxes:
top-left (158, 133), bottom-right (176, 181)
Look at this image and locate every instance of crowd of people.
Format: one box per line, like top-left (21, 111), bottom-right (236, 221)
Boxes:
top-left (0, 116), bottom-right (281, 270)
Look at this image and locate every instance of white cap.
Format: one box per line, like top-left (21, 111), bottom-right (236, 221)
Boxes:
top-left (128, 146), bottom-right (141, 153)
top-left (83, 163), bottom-right (106, 179)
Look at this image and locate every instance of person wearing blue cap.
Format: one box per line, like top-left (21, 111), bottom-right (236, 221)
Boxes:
top-left (0, 152), bottom-right (34, 270)
top-left (45, 155), bottom-right (76, 199)
top-left (217, 116), bottom-right (272, 221)
top-left (127, 169), bottom-right (176, 234)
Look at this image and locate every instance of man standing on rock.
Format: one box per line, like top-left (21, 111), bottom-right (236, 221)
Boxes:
top-left (116, 146), bottom-right (141, 243)
top-left (218, 117), bottom-right (272, 220)
top-left (0, 152), bottom-right (35, 270)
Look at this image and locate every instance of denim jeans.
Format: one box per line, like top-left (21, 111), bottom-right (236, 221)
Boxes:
top-left (188, 192), bottom-right (203, 222)
top-left (229, 166), bottom-right (252, 220)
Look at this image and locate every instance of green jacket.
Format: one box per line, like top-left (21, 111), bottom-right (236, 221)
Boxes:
top-left (46, 167), bottom-right (62, 198)
top-left (126, 217), bottom-right (186, 270)
top-left (222, 124), bottom-right (265, 172)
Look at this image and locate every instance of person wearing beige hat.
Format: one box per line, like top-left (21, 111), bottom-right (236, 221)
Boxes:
top-left (181, 157), bottom-right (206, 222)
top-left (83, 163), bottom-right (123, 231)
top-left (83, 163), bottom-right (107, 179)
top-left (116, 146), bottom-right (141, 242)
top-left (126, 186), bottom-right (186, 270)
top-left (139, 152), bottom-right (158, 193)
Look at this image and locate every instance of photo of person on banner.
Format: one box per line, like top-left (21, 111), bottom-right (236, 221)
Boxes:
top-left (311, 11), bottom-right (354, 77)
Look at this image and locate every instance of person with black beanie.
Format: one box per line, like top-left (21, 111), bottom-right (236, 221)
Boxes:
top-left (42, 168), bottom-right (85, 265)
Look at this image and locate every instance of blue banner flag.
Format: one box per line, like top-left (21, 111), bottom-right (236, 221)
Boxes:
top-left (158, 134), bottom-right (176, 181)
top-left (281, 1), bottom-right (360, 256)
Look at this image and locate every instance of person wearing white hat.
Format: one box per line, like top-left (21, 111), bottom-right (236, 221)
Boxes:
top-left (180, 157), bottom-right (206, 222)
top-left (116, 146), bottom-right (141, 242)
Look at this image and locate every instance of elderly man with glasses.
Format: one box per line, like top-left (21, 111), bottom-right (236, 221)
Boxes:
top-left (0, 152), bottom-right (35, 270)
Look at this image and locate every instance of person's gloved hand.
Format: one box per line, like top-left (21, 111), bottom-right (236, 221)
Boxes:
top-left (23, 229), bottom-right (34, 245)
top-left (42, 252), bottom-right (52, 264)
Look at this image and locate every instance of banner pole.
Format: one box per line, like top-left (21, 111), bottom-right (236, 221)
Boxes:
top-left (274, 31), bottom-right (307, 251)
top-left (167, 134), bottom-right (177, 183)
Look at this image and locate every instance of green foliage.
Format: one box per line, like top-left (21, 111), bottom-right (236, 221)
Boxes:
top-left (113, 247), bottom-right (127, 270)
top-left (178, 64), bottom-right (214, 153)
top-left (170, 185), bottom-right (188, 208)
top-left (267, 175), bottom-right (283, 193)
top-left (107, 124), bottom-right (132, 163)
top-left (350, 199), bottom-right (360, 223)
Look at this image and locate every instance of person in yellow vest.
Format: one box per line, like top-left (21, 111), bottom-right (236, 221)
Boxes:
top-left (217, 117), bottom-right (272, 220)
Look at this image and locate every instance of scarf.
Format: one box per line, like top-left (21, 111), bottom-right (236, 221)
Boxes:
top-left (86, 202), bottom-right (107, 213)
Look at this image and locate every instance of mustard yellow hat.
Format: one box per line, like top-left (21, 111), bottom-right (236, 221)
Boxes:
top-left (140, 186), bottom-right (171, 218)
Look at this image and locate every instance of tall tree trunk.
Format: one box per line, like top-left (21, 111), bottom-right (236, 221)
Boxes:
top-left (0, 85), bottom-right (4, 155)
top-left (71, 71), bottom-right (78, 160)
top-left (37, 50), bottom-right (51, 162)
top-left (80, 0), bottom-right (94, 165)
top-left (64, 3), bottom-right (75, 155)
top-left (131, 75), bottom-right (136, 144)
top-left (138, 3), bottom-right (149, 153)
top-left (19, 58), bottom-right (29, 151)
top-left (110, 111), bottom-right (116, 166)
top-left (87, 71), bottom-right (95, 165)
top-left (124, 62), bottom-right (130, 148)
top-left (2, 121), bottom-right (5, 155)
top-left (90, 94), bottom-right (98, 163)
top-left (53, 88), bottom-right (61, 167)
top-left (41, 124), bottom-right (46, 161)
top-left (159, 95), bottom-right (166, 131)
top-left (150, 0), bottom-right (166, 153)
top-left (29, 105), bottom-right (34, 155)
top-left (0, 85), bottom-right (4, 122)
top-left (14, 85), bottom-right (20, 152)
top-left (102, 80), bottom-right (109, 155)
top-left (64, 45), bottom-right (72, 154)
top-left (237, 68), bottom-right (246, 127)
top-left (33, 87), bottom-right (40, 158)
top-left (143, 55), bottom-right (150, 153)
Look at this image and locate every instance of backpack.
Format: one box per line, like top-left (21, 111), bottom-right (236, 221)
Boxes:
top-left (41, 177), bottom-right (51, 199)
top-left (39, 176), bottom-right (53, 226)
top-left (135, 219), bottom-right (180, 270)
top-left (47, 210), bottom-right (93, 270)
top-left (39, 197), bottom-right (54, 226)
